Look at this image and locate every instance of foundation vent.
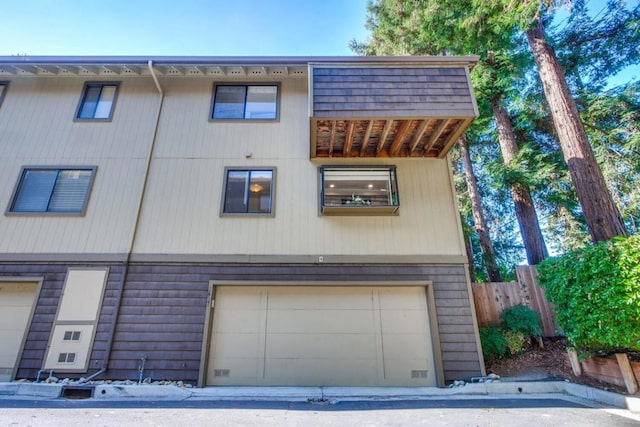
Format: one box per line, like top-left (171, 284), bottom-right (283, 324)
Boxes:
top-left (214, 369), bottom-right (230, 377)
top-left (58, 352), bottom-right (77, 363)
top-left (411, 370), bottom-right (428, 379)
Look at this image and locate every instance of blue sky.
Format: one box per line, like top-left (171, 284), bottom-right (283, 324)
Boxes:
top-left (0, 0), bottom-right (637, 86)
top-left (0, 0), bottom-right (370, 56)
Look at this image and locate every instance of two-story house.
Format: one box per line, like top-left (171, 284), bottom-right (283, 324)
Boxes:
top-left (0, 55), bottom-right (485, 387)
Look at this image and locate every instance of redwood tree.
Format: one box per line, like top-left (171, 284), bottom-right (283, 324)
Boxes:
top-left (524, 18), bottom-right (627, 242)
top-left (353, 0), bottom-right (550, 263)
top-left (492, 101), bottom-right (548, 264)
top-left (355, 0), bottom-right (629, 243)
top-left (458, 136), bottom-right (503, 282)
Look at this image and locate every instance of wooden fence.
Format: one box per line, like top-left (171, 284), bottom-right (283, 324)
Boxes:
top-left (471, 265), bottom-right (559, 337)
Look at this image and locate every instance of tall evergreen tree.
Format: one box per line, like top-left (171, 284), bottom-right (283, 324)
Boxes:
top-left (458, 136), bottom-right (503, 281)
top-left (524, 15), bottom-right (627, 242)
top-left (355, 0), bottom-right (631, 244)
top-left (353, 0), bottom-right (550, 264)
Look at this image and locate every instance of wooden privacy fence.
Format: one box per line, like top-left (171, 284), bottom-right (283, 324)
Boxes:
top-left (471, 265), bottom-right (559, 337)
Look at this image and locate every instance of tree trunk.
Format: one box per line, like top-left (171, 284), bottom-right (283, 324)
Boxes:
top-left (526, 19), bottom-right (627, 243)
top-left (457, 136), bottom-right (503, 282)
top-left (492, 103), bottom-right (549, 264)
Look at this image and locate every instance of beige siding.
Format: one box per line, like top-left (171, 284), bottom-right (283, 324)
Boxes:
top-left (133, 77), bottom-right (464, 256)
top-left (0, 77), bottom-right (158, 254)
top-left (0, 74), bottom-right (466, 257)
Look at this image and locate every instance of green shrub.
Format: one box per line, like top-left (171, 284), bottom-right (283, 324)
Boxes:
top-left (479, 326), bottom-right (509, 363)
top-left (502, 330), bottom-right (527, 355)
top-left (500, 304), bottom-right (542, 338)
top-left (537, 234), bottom-right (640, 352)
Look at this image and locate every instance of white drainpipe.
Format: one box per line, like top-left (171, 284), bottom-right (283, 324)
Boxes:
top-left (82, 61), bottom-right (165, 382)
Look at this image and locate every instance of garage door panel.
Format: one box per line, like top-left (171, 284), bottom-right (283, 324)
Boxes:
top-left (266, 333), bottom-right (376, 359)
top-left (211, 333), bottom-right (263, 358)
top-left (214, 309), bottom-right (263, 333)
top-left (384, 360), bottom-right (431, 381)
top-left (267, 309), bottom-right (375, 334)
top-left (267, 288), bottom-right (374, 310)
top-left (0, 331), bottom-right (28, 364)
top-left (381, 310), bottom-right (428, 334)
top-left (208, 285), bottom-right (436, 387)
top-left (0, 306), bottom-right (35, 320)
top-left (382, 333), bottom-right (430, 359)
top-left (265, 358), bottom-right (378, 386)
top-left (216, 287), bottom-right (264, 309)
top-left (378, 288), bottom-right (426, 309)
top-left (0, 282), bottom-right (38, 382)
top-left (208, 357), bottom-right (261, 381)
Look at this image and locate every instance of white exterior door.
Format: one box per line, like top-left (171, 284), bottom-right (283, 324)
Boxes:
top-left (206, 286), bottom-right (436, 386)
top-left (0, 282), bottom-right (38, 381)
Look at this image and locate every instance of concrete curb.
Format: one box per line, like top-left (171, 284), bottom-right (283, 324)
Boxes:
top-left (0, 381), bottom-right (638, 411)
top-left (564, 383), bottom-right (640, 412)
top-left (0, 383), bottom-right (61, 398)
top-left (94, 384), bottom-right (192, 400)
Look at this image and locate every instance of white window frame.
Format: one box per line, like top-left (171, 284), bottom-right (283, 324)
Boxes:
top-left (75, 82), bottom-right (119, 121)
top-left (210, 84), bottom-right (280, 121)
top-left (220, 167), bottom-right (276, 216)
top-left (6, 166), bottom-right (97, 216)
top-left (319, 165), bottom-right (400, 216)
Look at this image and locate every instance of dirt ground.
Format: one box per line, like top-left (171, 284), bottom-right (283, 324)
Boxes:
top-left (485, 337), bottom-right (631, 395)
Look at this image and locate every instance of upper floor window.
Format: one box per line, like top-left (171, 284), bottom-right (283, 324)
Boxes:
top-left (7, 167), bottom-right (96, 215)
top-left (221, 168), bottom-right (275, 215)
top-left (319, 166), bottom-right (399, 215)
top-left (211, 84), bottom-right (278, 120)
top-left (0, 82), bottom-right (8, 109)
top-left (76, 83), bottom-right (118, 120)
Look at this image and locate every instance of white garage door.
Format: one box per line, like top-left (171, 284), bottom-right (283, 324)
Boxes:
top-left (206, 286), bottom-right (436, 387)
top-left (0, 282), bottom-right (38, 382)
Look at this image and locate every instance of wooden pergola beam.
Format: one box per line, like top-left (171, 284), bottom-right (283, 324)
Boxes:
top-left (409, 120), bottom-right (430, 154)
top-left (376, 120), bottom-right (394, 155)
top-left (328, 120), bottom-right (336, 157)
top-left (389, 120), bottom-right (413, 156)
top-left (343, 121), bottom-right (355, 157)
top-left (423, 119), bottom-right (450, 155)
top-left (359, 120), bottom-right (374, 157)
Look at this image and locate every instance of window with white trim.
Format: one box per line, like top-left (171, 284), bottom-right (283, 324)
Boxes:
top-left (211, 84), bottom-right (278, 120)
top-left (76, 83), bottom-right (118, 120)
top-left (8, 167), bottom-right (96, 214)
top-left (222, 168), bottom-right (275, 215)
top-left (319, 166), bottom-right (399, 215)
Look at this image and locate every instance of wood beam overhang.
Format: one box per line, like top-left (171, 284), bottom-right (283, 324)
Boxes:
top-left (343, 121), bottom-right (355, 156)
top-left (312, 117), bottom-right (475, 159)
top-left (389, 120), bottom-right (413, 156)
top-left (437, 117), bottom-right (474, 159)
top-left (423, 119), bottom-right (450, 156)
top-left (329, 120), bottom-right (336, 157)
top-left (377, 120), bottom-right (394, 155)
top-left (409, 120), bottom-right (430, 154)
top-left (359, 120), bottom-right (374, 157)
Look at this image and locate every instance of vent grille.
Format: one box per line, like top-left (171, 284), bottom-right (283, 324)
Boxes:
top-left (411, 370), bottom-right (428, 379)
top-left (63, 330), bottom-right (81, 341)
top-left (214, 369), bottom-right (230, 377)
top-left (58, 352), bottom-right (76, 363)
